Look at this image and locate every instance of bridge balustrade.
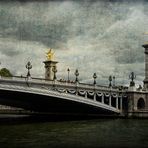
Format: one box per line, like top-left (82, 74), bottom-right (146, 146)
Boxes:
top-left (54, 87), bottom-right (123, 111)
top-left (0, 76), bottom-right (120, 91)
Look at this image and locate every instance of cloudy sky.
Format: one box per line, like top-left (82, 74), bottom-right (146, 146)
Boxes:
top-left (0, 0), bottom-right (148, 86)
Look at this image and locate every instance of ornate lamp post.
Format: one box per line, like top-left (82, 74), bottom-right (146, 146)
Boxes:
top-left (67, 68), bottom-right (70, 82)
top-left (0, 62), bottom-right (1, 78)
top-left (52, 66), bottom-right (57, 81)
top-left (129, 72), bottom-right (136, 86)
top-left (109, 75), bottom-right (112, 87)
top-left (108, 75), bottom-right (113, 106)
top-left (93, 73), bottom-right (97, 101)
top-left (75, 69), bottom-right (79, 95)
top-left (113, 76), bottom-right (115, 87)
top-left (93, 73), bottom-right (97, 85)
top-left (75, 69), bottom-right (79, 83)
top-left (26, 61), bottom-right (32, 78)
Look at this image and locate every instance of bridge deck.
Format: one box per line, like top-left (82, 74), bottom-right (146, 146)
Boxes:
top-left (0, 76), bottom-right (125, 115)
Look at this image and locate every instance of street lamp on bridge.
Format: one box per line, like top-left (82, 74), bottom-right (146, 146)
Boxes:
top-left (26, 61), bottom-right (32, 78)
top-left (113, 76), bottom-right (115, 87)
top-left (67, 68), bottom-right (70, 82)
top-left (129, 72), bottom-right (136, 87)
top-left (75, 69), bottom-right (79, 83)
top-left (93, 73), bottom-right (97, 101)
top-left (93, 73), bottom-right (97, 85)
top-left (109, 75), bottom-right (112, 87)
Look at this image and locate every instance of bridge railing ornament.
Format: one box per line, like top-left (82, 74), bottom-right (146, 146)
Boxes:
top-left (67, 89), bottom-right (76, 94)
top-left (87, 91), bottom-right (95, 96)
top-left (56, 88), bottom-right (67, 93)
top-left (78, 90), bottom-right (86, 95)
top-left (112, 93), bottom-right (118, 97)
top-left (105, 93), bottom-right (110, 97)
top-left (96, 92), bottom-right (103, 97)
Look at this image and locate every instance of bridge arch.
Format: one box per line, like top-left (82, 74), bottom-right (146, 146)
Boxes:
top-left (137, 98), bottom-right (145, 110)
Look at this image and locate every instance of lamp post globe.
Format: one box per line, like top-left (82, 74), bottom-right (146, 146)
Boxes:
top-left (75, 69), bottom-right (79, 83)
top-left (93, 73), bottom-right (97, 85)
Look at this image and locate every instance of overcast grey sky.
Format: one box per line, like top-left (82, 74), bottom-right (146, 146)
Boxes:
top-left (0, 0), bottom-right (148, 86)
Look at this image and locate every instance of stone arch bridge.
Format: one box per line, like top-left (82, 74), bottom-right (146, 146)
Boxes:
top-left (0, 76), bottom-right (128, 116)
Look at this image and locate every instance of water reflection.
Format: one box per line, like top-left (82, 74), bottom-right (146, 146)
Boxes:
top-left (0, 115), bottom-right (147, 148)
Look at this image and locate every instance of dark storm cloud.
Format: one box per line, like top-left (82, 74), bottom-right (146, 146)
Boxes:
top-left (0, 0), bottom-right (148, 85)
top-left (0, 0), bottom-right (130, 47)
top-left (0, 1), bottom-right (74, 48)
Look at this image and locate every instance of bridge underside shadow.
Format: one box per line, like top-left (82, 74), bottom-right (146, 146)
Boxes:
top-left (0, 89), bottom-right (119, 117)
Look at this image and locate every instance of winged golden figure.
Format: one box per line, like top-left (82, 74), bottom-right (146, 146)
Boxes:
top-left (46, 49), bottom-right (54, 60)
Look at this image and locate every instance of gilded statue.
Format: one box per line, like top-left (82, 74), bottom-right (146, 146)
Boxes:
top-left (46, 49), bottom-right (54, 60)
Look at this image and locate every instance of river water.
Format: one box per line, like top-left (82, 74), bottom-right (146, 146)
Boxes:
top-left (0, 116), bottom-right (147, 148)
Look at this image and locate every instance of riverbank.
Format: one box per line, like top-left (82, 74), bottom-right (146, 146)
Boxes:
top-left (0, 109), bottom-right (148, 124)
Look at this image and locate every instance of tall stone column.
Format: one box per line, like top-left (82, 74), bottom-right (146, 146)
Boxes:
top-left (43, 61), bottom-right (58, 80)
top-left (143, 44), bottom-right (148, 89)
top-left (43, 49), bottom-right (58, 81)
